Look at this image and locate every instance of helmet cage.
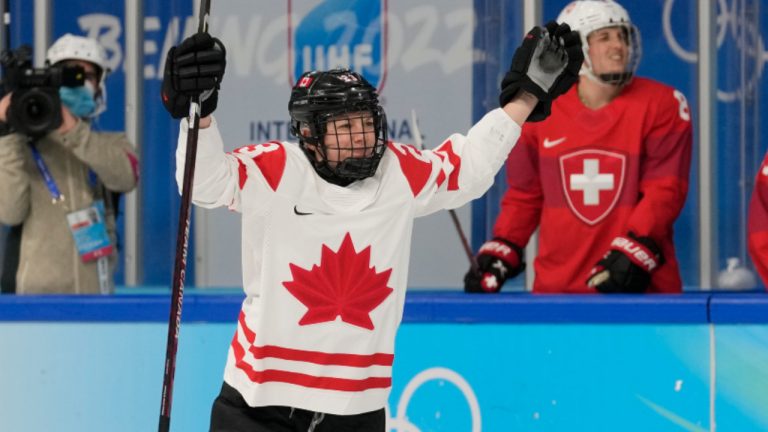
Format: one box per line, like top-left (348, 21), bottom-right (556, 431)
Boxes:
top-left (289, 69), bottom-right (388, 184)
top-left (557, 0), bottom-right (642, 86)
top-left (308, 106), bottom-right (388, 182)
top-left (582, 23), bottom-right (642, 86)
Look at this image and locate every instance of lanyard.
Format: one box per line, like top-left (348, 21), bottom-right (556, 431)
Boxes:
top-left (29, 144), bottom-right (65, 203)
top-left (97, 255), bottom-right (112, 294)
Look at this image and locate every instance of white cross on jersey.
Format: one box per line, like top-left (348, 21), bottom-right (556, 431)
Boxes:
top-left (570, 159), bottom-right (614, 205)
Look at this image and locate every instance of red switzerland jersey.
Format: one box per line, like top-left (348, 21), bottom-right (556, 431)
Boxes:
top-left (176, 109), bottom-right (520, 415)
top-left (493, 78), bottom-right (692, 293)
top-left (748, 151), bottom-right (768, 288)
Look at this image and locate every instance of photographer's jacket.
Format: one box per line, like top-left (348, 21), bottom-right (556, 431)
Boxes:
top-left (176, 109), bottom-right (520, 415)
top-left (0, 120), bottom-right (138, 294)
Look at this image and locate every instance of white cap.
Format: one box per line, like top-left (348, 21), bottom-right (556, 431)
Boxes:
top-left (46, 33), bottom-right (109, 73)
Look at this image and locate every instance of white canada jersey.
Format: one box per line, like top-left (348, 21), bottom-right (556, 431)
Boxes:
top-left (176, 108), bottom-right (521, 415)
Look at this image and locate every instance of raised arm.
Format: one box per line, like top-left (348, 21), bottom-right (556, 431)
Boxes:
top-left (464, 21), bottom-right (582, 293)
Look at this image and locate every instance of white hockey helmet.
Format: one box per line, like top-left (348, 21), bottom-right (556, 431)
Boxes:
top-left (46, 33), bottom-right (110, 117)
top-left (557, 0), bottom-right (641, 86)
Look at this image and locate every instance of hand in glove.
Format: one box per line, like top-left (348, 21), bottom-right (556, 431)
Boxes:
top-left (161, 33), bottom-right (226, 119)
top-left (499, 21), bottom-right (583, 122)
top-left (464, 238), bottom-right (525, 293)
top-left (587, 233), bottom-right (664, 293)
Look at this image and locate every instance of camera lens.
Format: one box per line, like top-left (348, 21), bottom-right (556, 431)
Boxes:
top-left (25, 100), bottom-right (46, 118)
top-left (9, 88), bottom-right (63, 137)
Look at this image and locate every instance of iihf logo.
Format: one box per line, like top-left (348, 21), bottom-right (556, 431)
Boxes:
top-left (287, 0), bottom-right (387, 91)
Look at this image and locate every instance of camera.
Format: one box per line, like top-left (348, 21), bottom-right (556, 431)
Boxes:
top-left (1, 45), bottom-right (84, 138)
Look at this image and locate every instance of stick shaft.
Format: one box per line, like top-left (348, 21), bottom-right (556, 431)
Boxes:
top-left (448, 208), bottom-right (479, 273)
top-left (158, 1), bottom-right (211, 431)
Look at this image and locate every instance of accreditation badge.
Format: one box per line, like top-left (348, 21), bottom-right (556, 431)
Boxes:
top-left (66, 200), bottom-right (114, 262)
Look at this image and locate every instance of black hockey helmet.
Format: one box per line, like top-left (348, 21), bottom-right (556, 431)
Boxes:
top-left (289, 68), bottom-right (387, 185)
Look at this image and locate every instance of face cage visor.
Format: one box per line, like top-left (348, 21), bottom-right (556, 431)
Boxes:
top-left (312, 107), bottom-right (388, 181)
top-left (582, 24), bottom-right (642, 86)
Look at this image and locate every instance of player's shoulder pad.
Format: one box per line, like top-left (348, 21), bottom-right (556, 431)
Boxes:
top-left (229, 141), bottom-right (286, 191)
top-left (387, 141), bottom-right (433, 197)
top-left (387, 140), bottom-right (462, 196)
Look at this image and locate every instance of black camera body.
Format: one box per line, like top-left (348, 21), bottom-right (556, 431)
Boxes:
top-left (1, 45), bottom-right (84, 138)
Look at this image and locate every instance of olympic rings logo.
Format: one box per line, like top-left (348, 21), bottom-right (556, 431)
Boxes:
top-left (663, 0), bottom-right (768, 102)
top-left (386, 367), bottom-right (482, 432)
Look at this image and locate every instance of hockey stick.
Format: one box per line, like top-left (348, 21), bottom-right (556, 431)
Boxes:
top-left (410, 109), bottom-right (478, 274)
top-left (158, 1), bottom-right (211, 431)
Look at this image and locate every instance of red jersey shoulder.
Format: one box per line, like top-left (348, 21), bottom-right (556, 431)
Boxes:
top-left (230, 141), bottom-right (287, 191)
top-left (627, 78), bottom-right (691, 124)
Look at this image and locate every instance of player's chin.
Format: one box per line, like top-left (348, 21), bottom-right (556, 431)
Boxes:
top-left (595, 65), bottom-right (626, 76)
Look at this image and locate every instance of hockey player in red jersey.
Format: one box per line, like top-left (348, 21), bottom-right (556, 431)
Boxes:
top-left (465, 0), bottom-right (693, 295)
top-left (748, 152), bottom-right (768, 289)
top-left (161, 22), bottom-right (582, 431)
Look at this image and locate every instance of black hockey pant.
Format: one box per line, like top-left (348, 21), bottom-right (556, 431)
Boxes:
top-left (209, 382), bottom-right (386, 432)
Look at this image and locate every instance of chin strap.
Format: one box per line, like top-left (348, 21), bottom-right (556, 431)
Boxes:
top-left (597, 72), bottom-right (633, 86)
top-left (300, 147), bottom-right (355, 186)
top-left (583, 68), bottom-right (633, 87)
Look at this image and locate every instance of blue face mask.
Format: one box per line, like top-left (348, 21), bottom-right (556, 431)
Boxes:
top-left (59, 82), bottom-right (97, 118)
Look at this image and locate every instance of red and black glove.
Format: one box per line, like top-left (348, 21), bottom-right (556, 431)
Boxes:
top-left (587, 233), bottom-right (664, 293)
top-left (464, 238), bottom-right (525, 293)
top-left (161, 33), bottom-right (226, 119)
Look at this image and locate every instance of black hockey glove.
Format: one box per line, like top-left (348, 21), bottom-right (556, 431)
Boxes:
top-left (161, 33), bottom-right (226, 119)
top-left (464, 238), bottom-right (525, 293)
top-left (499, 21), bottom-right (583, 122)
top-left (586, 233), bottom-right (664, 293)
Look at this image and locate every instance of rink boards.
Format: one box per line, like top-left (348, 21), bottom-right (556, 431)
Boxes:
top-left (1, 292), bottom-right (767, 431)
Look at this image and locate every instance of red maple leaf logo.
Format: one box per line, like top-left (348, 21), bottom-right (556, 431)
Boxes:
top-left (283, 233), bottom-right (393, 330)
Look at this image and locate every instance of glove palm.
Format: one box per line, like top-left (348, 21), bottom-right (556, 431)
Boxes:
top-left (499, 21), bottom-right (583, 121)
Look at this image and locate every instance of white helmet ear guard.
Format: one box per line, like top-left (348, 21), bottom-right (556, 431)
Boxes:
top-left (556, 0), bottom-right (641, 86)
top-left (47, 33), bottom-right (110, 117)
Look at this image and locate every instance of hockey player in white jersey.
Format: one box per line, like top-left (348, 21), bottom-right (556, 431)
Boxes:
top-left (161, 22), bottom-right (582, 432)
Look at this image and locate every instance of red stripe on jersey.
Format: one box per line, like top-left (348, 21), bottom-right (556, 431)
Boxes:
top-left (231, 315), bottom-right (392, 391)
top-left (388, 142), bottom-right (431, 196)
top-left (434, 140), bottom-right (461, 191)
top-left (250, 345), bottom-right (394, 367)
top-left (237, 159), bottom-right (248, 190)
top-left (238, 311), bottom-right (255, 341)
top-left (236, 362), bottom-right (391, 392)
top-left (236, 312), bottom-right (393, 367)
top-left (433, 151), bottom-right (446, 187)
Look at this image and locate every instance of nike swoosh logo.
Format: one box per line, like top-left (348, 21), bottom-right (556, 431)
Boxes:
top-left (543, 137), bottom-right (566, 148)
top-left (293, 205), bottom-right (313, 216)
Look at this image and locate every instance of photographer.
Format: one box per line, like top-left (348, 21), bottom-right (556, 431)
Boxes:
top-left (0, 34), bottom-right (138, 294)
